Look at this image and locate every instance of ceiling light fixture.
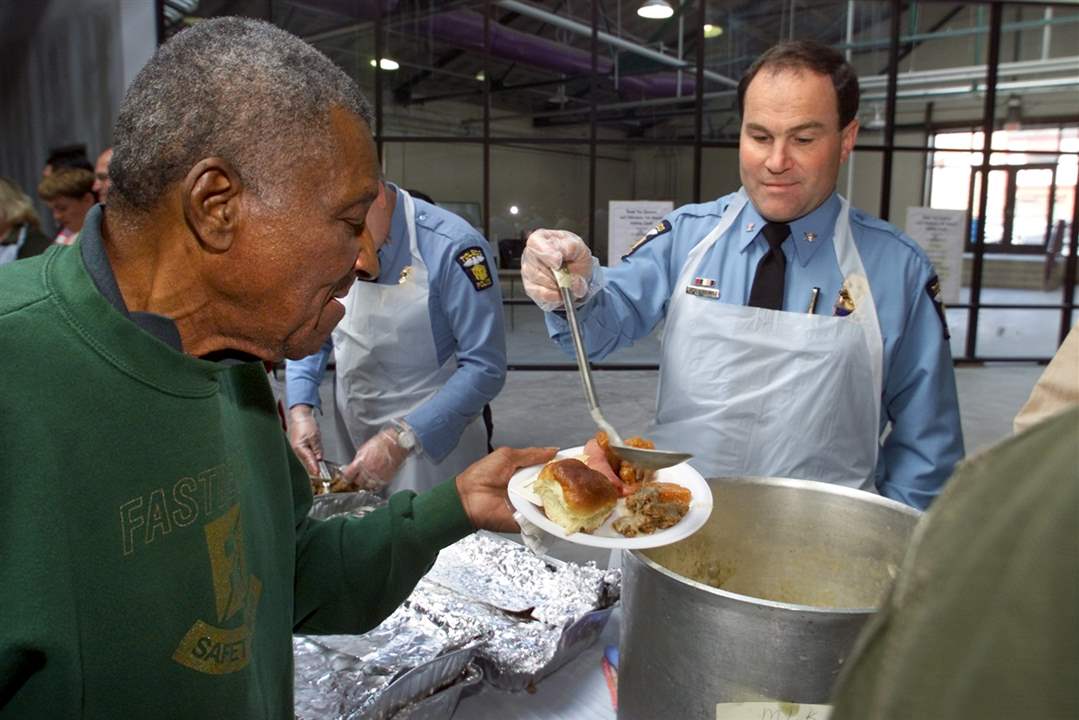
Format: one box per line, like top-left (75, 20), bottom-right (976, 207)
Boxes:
top-left (637, 0), bottom-right (674, 20)
top-left (369, 57), bottom-right (400, 71)
top-left (703, 23), bottom-right (723, 39)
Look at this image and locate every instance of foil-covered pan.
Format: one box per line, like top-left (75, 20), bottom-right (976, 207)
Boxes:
top-left (295, 492), bottom-right (620, 716)
top-left (365, 646), bottom-right (475, 719)
top-left (389, 663), bottom-right (483, 720)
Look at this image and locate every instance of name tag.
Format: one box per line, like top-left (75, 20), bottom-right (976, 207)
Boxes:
top-left (686, 285), bottom-right (720, 299)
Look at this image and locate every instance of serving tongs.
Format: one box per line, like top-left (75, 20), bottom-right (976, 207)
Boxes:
top-left (317, 459), bottom-right (343, 494)
top-left (552, 265), bottom-right (692, 472)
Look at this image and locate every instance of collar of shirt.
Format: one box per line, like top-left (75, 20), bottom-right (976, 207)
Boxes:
top-left (738, 192), bottom-right (841, 268)
top-left (80, 205), bottom-right (252, 364)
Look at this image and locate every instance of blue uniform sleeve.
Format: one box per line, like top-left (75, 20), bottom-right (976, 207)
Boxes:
top-left (284, 337), bottom-right (332, 412)
top-left (545, 218), bottom-right (687, 361)
top-left (876, 263), bottom-right (965, 510)
top-left (404, 235), bottom-right (507, 462)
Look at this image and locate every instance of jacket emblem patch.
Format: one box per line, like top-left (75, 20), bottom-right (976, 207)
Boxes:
top-left (456, 247), bottom-right (493, 291)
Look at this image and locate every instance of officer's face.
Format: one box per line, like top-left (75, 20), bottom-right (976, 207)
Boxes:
top-left (739, 68), bottom-right (858, 223)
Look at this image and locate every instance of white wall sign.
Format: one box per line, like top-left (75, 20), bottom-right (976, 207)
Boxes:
top-left (608, 200), bottom-right (674, 266)
top-left (904, 207), bottom-right (967, 305)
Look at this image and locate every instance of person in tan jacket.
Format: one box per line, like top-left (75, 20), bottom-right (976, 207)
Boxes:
top-left (1013, 323), bottom-right (1079, 433)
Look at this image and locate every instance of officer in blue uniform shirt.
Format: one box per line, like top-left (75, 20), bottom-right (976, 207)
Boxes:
top-left (521, 41), bottom-right (963, 510)
top-left (287, 180), bottom-right (506, 493)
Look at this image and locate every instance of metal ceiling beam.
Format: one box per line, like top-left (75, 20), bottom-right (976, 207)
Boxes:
top-left (469, 71), bottom-right (1078, 128)
top-left (494, 0), bottom-right (739, 88)
top-left (860, 55), bottom-right (1079, 89)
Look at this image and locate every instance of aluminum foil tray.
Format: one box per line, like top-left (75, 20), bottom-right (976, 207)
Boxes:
top-left (295, 492), bottom-right (620, 717)
top-left (389, 663), bottom-right (483, 720)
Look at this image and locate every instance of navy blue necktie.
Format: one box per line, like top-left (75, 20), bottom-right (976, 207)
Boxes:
top-left (747, 222), bottom-right (790, 310)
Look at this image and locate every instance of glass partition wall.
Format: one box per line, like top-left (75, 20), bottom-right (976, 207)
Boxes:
top-left (164, 0), bottom-right (1078, 364)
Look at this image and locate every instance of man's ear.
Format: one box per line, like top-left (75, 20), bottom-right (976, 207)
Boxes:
top-left (839, 118), bottom-right (860, 164)
top-left (181, 158), bottom-right (243, 253)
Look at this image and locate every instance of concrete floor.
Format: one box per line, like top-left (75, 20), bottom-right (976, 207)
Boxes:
top-left (501, 285), bottom-right (1075, 365)
top-left (488, 364), bottom-right (1046, 458)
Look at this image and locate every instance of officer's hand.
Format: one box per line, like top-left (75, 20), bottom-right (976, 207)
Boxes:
top-left (521, 229), bottom-right (594, 311)
top-left (456, 447), bottom-right (558, 532)
top-left (287, 404), bottom-right (323, 476)
top-left (341, 425), bottom-right (412, 491)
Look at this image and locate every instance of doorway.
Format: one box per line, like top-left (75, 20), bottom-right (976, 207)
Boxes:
top-left (967, 163), bottom-right (1059, 253)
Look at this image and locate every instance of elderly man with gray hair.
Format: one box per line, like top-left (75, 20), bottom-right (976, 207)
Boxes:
top-left (0, 17), bottom-right (552, 717)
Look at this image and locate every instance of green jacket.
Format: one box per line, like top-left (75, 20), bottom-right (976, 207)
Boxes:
top-left (831, 406), bottom-right (1079, 719)
top-left (0, 244), bottom-right (475, 717)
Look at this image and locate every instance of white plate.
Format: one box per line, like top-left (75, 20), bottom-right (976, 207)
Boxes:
top-left (508, 445), bottom-right (713, 549)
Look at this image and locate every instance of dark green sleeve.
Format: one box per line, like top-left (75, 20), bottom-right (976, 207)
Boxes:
top-left (288, 453), bottom-right (475, 634)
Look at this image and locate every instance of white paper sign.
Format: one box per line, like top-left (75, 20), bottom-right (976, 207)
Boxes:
top-left (904, 207), bottom-right (967, 305)
top-left (608, 200), bottom-right (674, 266)
top-left (715, 702), bottom-right (832, 720)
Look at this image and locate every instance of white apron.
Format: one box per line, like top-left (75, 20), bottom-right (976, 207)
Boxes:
top-left (649, 189), bottom-right (884, 489)
top-left (331, 189), bottom-right (488, 493)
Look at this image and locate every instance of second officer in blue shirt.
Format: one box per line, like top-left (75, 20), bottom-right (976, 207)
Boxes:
top-left (520, 41), bottom-right (963, 510)
top-left (287, 180), bottom-right (506, 493)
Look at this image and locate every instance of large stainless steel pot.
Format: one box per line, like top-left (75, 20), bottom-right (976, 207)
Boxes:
top-left (618, 476), bottom-right (920, 719)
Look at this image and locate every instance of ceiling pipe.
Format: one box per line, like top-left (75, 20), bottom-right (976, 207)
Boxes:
top-left (471, 74), bottom-right (1078, 127)
top-left (494, 0), bottom-right (739, 88)
top-left (472, 55), bottom-right (1079, 125)
top-left (863, 75), bottom-right (1079, 102)
top-left (425, 9), bottom-right (697, 98)
top-left (860, 55), bottom-right (1079, 89)
top-left (301, 1), bottom-right (736, 94)
top-left (299, 3), bottom-right (1075, 120)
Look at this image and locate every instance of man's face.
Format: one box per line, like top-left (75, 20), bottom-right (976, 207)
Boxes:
top-left (93, 148), bottom-right (113, 203)
top-left (739, 68), bottom-right (858, 223)
top-left (49, 194), bottom-right (95, 232)
top-left (215, 107), bottom-right (381, 361)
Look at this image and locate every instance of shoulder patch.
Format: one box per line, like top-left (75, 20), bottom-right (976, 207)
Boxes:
top-left (623, 219), bottom-right (671, 259)
top-left (926, 275), bottom-right (950, 340)
top-left (455, 246), bottom-right (493, 291)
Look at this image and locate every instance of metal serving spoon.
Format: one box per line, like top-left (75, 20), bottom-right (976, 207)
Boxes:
top-left (552, 265), bottom-right (692, 472)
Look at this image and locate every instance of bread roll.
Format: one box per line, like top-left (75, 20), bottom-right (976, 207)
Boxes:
top-left (534, 458), bottom-right (618, 534)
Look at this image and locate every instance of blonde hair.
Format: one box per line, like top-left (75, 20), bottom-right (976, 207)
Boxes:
top-left (37, 168), bottom-right (95, 202)
top-left (0, 176), bottom-right (41, 231)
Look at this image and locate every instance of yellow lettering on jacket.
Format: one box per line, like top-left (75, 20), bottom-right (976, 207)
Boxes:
top-left (172, 504), bottom-right (261, 675)
top-left (118, 464), bottom-right (236, 556)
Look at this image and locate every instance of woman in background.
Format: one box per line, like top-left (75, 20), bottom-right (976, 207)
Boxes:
top-left (0, 176), bottom-right (51, 266)
top-left (37, 168), bottom-right (95, 245)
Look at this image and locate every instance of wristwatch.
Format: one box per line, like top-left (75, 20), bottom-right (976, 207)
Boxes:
top-left (395, 425), bottom-right (418, 453)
